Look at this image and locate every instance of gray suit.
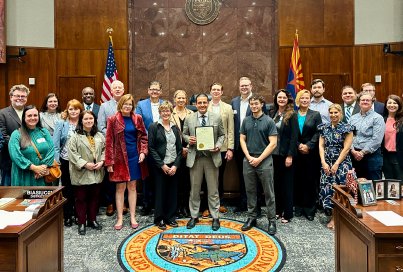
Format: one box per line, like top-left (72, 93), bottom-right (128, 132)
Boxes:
top-left (183, 111), bottom-right (225, 219)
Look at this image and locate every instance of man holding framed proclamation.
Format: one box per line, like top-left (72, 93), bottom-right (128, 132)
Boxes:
top-left (183, 93), bottom-right (225, 231)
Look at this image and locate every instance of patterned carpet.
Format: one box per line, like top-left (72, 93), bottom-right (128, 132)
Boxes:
top-left (64, 206), bottom-right (335, 271)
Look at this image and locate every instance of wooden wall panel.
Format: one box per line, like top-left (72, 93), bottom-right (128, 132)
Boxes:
top-left (279, 0), bottom-right (353, 46)
top-left (2, 47), bottom-right (56, 109)
top-left (55, 0), bottom-right (128, 50)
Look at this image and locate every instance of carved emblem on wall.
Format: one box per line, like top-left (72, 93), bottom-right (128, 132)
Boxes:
top-left (185, 0), bottom-right (221, 25)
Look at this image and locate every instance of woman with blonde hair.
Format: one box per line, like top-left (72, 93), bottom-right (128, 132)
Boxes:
top-left (171, 89), bottom-right (193, 217)
top-left (105, 94), bottom-right (148, 230)
top-left (318, 104), bottom-right (353, 229)
top-left (294, 90), bottom-right (322, 221)
top-left (53, 99), bottom-right (84, 227)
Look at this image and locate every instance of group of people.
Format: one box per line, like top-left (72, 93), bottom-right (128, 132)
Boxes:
top-left (0, 77), bottom-right (401, 235)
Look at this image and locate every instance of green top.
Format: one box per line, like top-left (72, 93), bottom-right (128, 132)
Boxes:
top-left (9, 127), bottom-right (55, 186)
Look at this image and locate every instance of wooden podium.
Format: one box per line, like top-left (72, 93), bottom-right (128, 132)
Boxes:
top-left (332, 185), bottom-right (403, 272)
top-left (0, 186), bottom-right (65, 272)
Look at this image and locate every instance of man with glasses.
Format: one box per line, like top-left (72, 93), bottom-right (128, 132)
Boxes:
top-left (82, 87), bottom-right (100, 117)
top-left (0, 84), bottom-right (30, 185)
top-left (135, 80), bottom-right (164, 215)
top-left (98, 80), bottom-right (126, 216)
top-left (360, 83), bottom-right (384, 116)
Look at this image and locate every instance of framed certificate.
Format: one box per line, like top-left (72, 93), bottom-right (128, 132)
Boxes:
top-left (196, 126), bottom-right (215, 151)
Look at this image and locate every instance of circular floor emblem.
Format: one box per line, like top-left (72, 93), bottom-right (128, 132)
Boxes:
top-left (118, 219), bottom-right (286, 271)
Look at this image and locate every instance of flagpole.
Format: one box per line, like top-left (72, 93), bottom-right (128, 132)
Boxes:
top-left (106, 27), bottom-right (114, 46)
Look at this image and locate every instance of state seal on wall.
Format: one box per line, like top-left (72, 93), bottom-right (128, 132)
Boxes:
top-left (185, 0), bottom-right (221, 25)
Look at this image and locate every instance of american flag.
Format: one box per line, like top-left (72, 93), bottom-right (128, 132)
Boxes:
top-left (101, 36), bottom-right (118, 102)
top-left (286, 30), bottom-right (305, 100)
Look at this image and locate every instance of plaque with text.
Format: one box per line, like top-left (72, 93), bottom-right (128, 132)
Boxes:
top-left (185, 0), bottom-right (221, 25)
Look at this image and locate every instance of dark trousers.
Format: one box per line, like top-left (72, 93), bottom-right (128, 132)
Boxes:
top-left (61, 158), bottom-right (74, 220)
top-left (101, 173), bottom-right (115, 207)
top-left (294, 152), bottom-right (320, 216)
top-left (153, 164), bottom-right (178, 223)
top-left (382, 151), bottom-right (403, 181)
top-left (177, 158), bottom-right (190, 210)
top-left (235, 148), bottom-right (247, 208)
top-left (142, 159), bottom-right (155, 208)
top-left (74, 183), bottom-right (101, 224)
top-left (1, 168), bottom-right (11, 186)
top-left (352, 148), bottom-right (383, 180)
top-left (273, 155), bottom-right (294, 220)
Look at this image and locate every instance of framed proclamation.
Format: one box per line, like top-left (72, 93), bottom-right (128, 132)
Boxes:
top-left (196, 126), bottom-right (215, 151)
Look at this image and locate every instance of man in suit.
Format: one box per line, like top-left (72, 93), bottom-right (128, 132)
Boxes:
top-left (135, 80), bottom-right (164, 216)
top-left (0, 84), bottom-right (29, 186)
top-left (183, 93), bottom-right (225, 231)
top-left (240, 95), bottom-right (278, 235)
top-left (97, 80), bottom-right (125, 216)
top-left (82, 87), bottom-right (100, 117)
top-left (361, 83), bottom-right (384, 116)
top-left (341, 85), bottom-right (360, 123)
top-left (231, 76), bottom-right (266, 213)
top-left (200, 83), bottom-right (234, 216)
top-left (309, 79), bottom-right (333, 124)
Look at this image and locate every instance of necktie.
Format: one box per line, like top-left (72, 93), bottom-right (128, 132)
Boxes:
top-left (86, 105), bottom-right (91, 111)
top-left (201, 115), bottom-right (206, 126)
top-left (345, 106), bottom-right (351, 122)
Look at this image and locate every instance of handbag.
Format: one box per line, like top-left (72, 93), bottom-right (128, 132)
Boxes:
top-left (30, 140), bottom-right (62, 183)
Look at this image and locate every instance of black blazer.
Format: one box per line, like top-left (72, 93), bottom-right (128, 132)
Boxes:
top-left (0, 106), bottom-right (22, 169)
top-left (92, 103), bottom-right (100, 118)
top-left (148, 122), bottom-right (182, 168)
top-left (342, 102), bottom-right (360, 123)
top-left (396, 126), bottom-right (403, 168)
top-left (269, 110), bottom-right (298, 157)
top-left (297, 109), bottom-right (322, 150)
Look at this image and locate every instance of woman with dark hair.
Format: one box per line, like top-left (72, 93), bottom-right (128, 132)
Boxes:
top-left (269, 89), bottom-right (298, 223)
top-left (318, 104), bottom-right (353, 229)
top-left (9, 105), bottom-right (55, 186)
top-left (53, 99), bottom-right (84, 227)
top-left (68, 110), bottom-right (105, 235)
top-left (40, 93), bottom-right (62, 135)
top-left (382, 94), bottom-right (403, 181)
top-left (105, 94), bottom-right (148, 230)
top-left (294, 90), bottom-right (322, 221)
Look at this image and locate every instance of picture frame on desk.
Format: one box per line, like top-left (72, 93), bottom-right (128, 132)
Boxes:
top-left (372, 180), bottom-right (385, 200)
top-left (358, 180), bottom-right (377, 206)
top-left (385, 180), bottom-right (401, 200)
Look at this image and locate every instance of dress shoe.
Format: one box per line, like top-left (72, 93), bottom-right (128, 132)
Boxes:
top-left (241, 218), bottom-right (257, 231)
top-left (234, 205), bottom-right (247, 213)
top-left (140, 206), bottom-right (152, 216)
top-left (294, 209), bottom-right (302, 217)
top-left (306, 215), bottom-right (315, 221)
top-left (324, 208), bottom-right (332, 217)
top-left (186, 218), bottom-right (199, 229)
top-left (64, 218), bottom-right (73, 227)
top-left (114, 224), bottom-right (123, 230)
top-left (78, 224), bottom-right (86, 235)
top-left (157, 220), bottom-right (167, 230)
top-left (87, 221), bottom-right (102, 230)
top-left (212, 218), bottom-right (220, 231)
top-left (106, 204), bottom-right (115, 216)
top-left (202, 209), bottom-right (211, 219)
top-left (267, 220), bottom-right (277, 235)
top-left (219, 206), bottom-right (228, 214)
top-left (167, 220), bottom-right (178, 228)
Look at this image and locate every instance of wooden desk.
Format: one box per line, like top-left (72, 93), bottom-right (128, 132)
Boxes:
top-left (332, 185), bottom-right (403, 272)
top-left (0, 187), bottom-right (65, 272)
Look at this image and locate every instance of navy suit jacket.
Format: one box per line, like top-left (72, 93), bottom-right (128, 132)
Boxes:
top-left (374, 101), bottom-right (384, 116)
top-left (92, 103), bottom-right (100, 118)
top-left (342, 102), bottom-right (360, 123)
top-left (231, 96), bottom-right (268, 150)
top-left (0, 106), bottom-right (22, 169)
top-left (135, 98), bottom-right (164, 131)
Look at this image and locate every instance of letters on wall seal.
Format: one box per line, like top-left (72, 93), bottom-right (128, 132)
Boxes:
top-left (185, 0), bottom-right (221, 25)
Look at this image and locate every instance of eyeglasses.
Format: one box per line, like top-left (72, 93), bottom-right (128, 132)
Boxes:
top-left (360, 99), bottom-right (373, 102)
top-left (149, 89), bottom-right (161, 92)
top-left (12, 94), bottom-right (27, 99)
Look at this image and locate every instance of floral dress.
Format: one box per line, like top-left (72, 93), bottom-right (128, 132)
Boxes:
top-left (318, 122), bottom-right (354, 209)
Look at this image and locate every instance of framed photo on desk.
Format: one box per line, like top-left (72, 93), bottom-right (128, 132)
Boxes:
top-left (372, 180), bottom-right (385, 200)
top-left (358, 180), bottom-right (376, 206)
top-left (386, 180), bottom-right (400, 200)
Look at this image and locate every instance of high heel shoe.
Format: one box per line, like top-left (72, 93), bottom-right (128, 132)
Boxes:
top-left (131, 222), bottom-right (139, 229)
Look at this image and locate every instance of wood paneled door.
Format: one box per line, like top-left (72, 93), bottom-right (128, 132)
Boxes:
top-left (58, 76), bottom-right (96, 110)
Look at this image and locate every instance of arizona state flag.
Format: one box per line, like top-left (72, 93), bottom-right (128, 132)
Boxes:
top-left (286, 31), bottom-right (305, 99)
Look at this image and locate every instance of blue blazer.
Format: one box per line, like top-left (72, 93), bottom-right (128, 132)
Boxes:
top-left (92, 103), bottom-right (100, 118)
top-left (135, 98), bottom-right (164, 131)
top-left (374, 101), bottom-right (384, 116)
top-left (53, 120), bottom-right (71, 163)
